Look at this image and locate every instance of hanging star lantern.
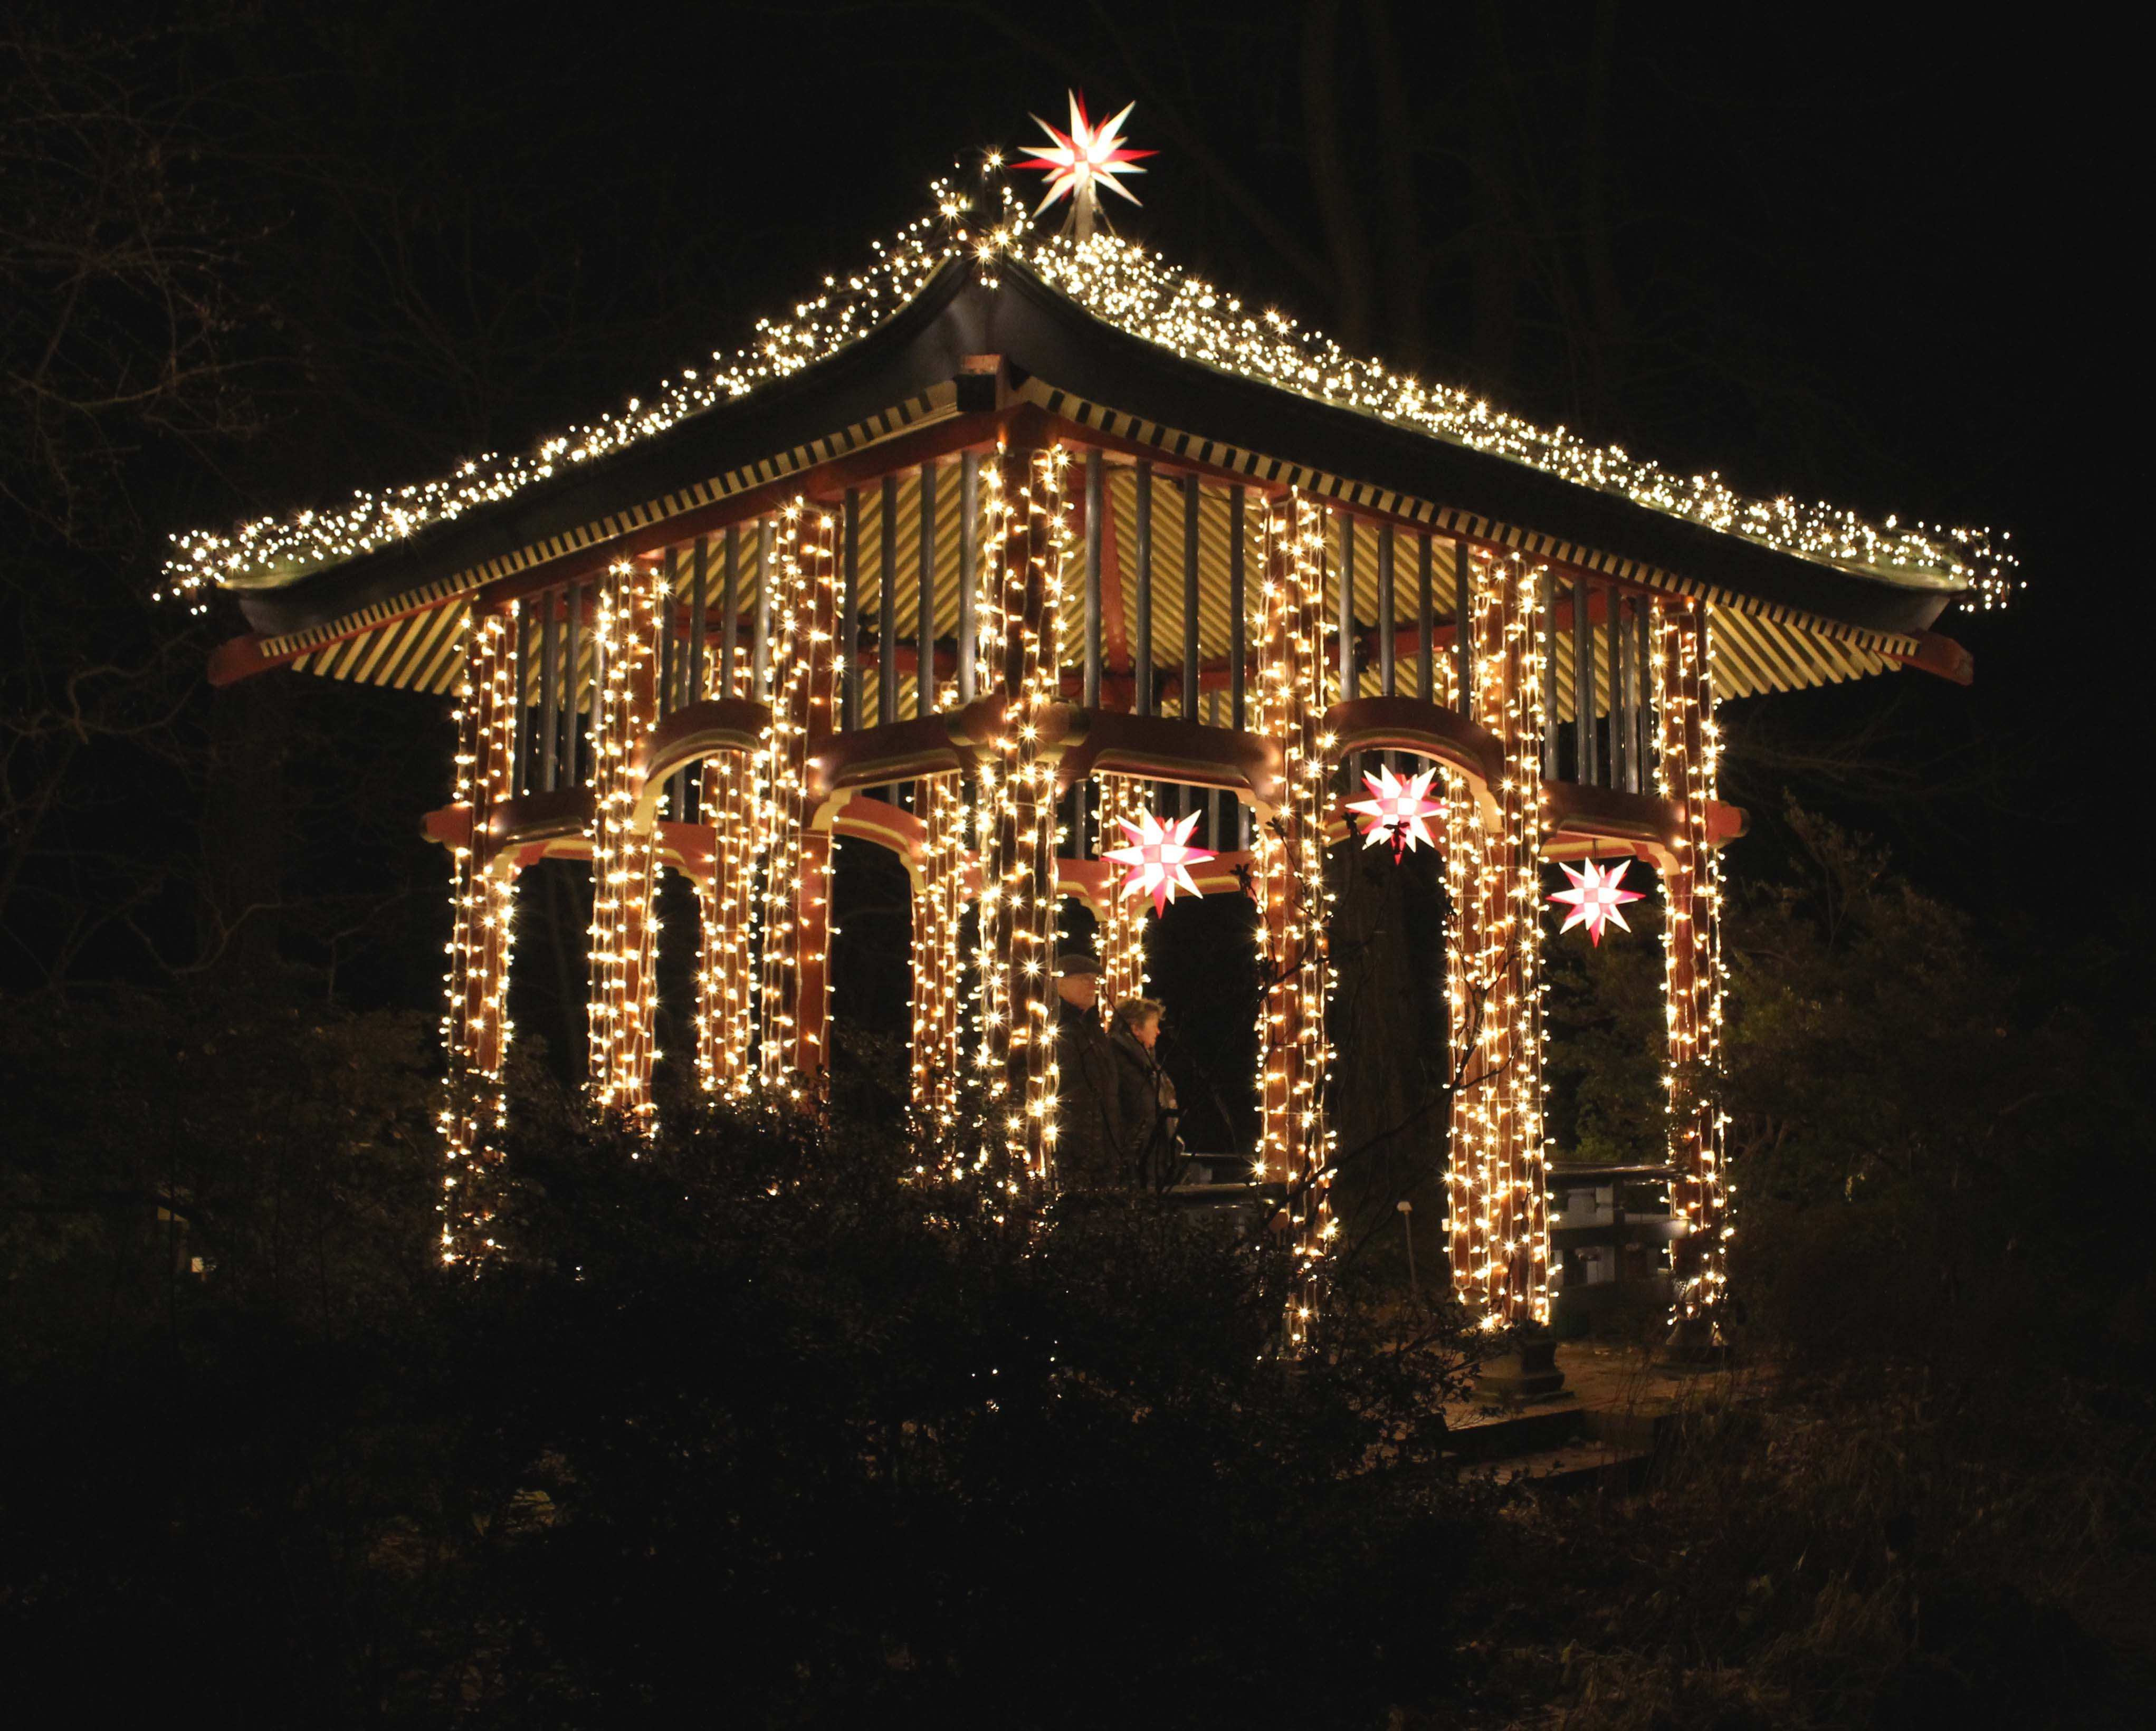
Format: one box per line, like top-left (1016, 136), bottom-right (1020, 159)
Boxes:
top-left (1347, 765), bottom-right (1445, 861)
top-left (1548, 857), bottom-right (1645, 945)
top-left (1017, 91), bottom-right (1155, 242)
top-left (1104, 809), bottom-right (1216, 915)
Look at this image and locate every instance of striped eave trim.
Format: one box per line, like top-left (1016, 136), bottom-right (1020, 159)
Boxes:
top-left (257, 384), bottom-right (959, 665)
top-left (1021, 378), bottom-right (1928, 665)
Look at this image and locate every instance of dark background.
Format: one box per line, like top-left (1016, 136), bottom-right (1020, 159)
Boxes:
top-left (1, 0), bottom-right (2118, 1026)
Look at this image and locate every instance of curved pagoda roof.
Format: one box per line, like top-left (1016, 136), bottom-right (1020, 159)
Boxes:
top-left (178, 205), bottom-right (2005, 699)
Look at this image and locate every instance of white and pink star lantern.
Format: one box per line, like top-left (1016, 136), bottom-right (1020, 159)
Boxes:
top-left (1548, 858), bottom-right (1645, 945)
top-left (1104, 809), bottom-right (1216, 915)
top-left (1347, 765), bottom-right (1445, 860)
top-left (1016, 92), bottom-right (1155, 241)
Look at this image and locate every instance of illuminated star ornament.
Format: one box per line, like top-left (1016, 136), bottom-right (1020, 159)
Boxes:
top-left (1548, 858), bottom-right (1645, 945)
top-left (1347, 765), bottom-right (1444, 861)
top-left (1104, 810), bottom-right (1216, 915)
top-left (1017, 91), bottom-right (1155, 242)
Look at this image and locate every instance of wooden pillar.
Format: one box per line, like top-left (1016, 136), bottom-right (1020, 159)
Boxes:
top-left (694, 539), bottom-right (760, 1103)
top-left (587, 558), bottom-right (667, 1125)
top-left (1654, 596), bottom-right (1729, 1329)
top-left (1096, 773), bottom-right (1151, 1010)
top-left (975, 438), bottom-right (1066, 1183)
top-left (1443, 552), bottom-right (1552, 1323)
top-left (910, 773), bottom-right (968, 1139)
top-left (440, 604), bottom-right (519, 1266)
top-left (1256, 492), bottom-right (1334, 1345)
top-left (757, 504), bottom-right (838, 1100)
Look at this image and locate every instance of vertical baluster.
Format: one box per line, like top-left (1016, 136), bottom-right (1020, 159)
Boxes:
top-left (841, 488), bottom-right (862, 731)
top-left (1229, 484), bottom-right (1248, 848)
top-left (957, 453), bottom-right (979, 703)
top-left (1377, 524), bottom-right (1397, 698)
top-left (1630, 595), bottom-right (1647, 785)
top-left (1084, 450), bottom-right (1103, 709)
top-left (564, 582), bottom-right (584, 787)
top-left (720, 525), bottom-right (739, 700)
top-left (917, 462), bottom-right (937, 717)
top-left (689, 538), bottom-right (708, 709)
top-left (1454, 542), bottom-right (1472, 722)
top-left (1207, 689), bottom-right (1222, 851)
top-left (879, 474), bottom-right (899, 726)
top-left (1611, 590), bottom-right (1632, 793)
top-left (1134, 460), bottom-right (1153, 716)
top-left (661, 552), bottom-right (682, 818)
top-left (1182, 473), bottom-right (1200, 721)
top-left (510, 598), bottom-right (531, 795)
top-left (1338, 514), bottom-right (1357, 787)
top-left (1543, 570), bottom-right (1561, 781)
top-left (752, 520), bottom-right (772, 697)
top-left (1417, 533), bottom-right (1434, 703)
top-left (539, 589), bottom-right (560, 793)
top-left (1572, 575), bottom-right (1595, 786)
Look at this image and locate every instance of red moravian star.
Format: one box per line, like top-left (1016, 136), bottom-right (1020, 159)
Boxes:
top-left (1548, 858), bottom-right (1645, 945)
top-left (1346, 765), bottom-right (1445, 860)
top-left (1016, 92), bottom-right (1155, 240)
top-left (1104, 809), bottom-right (1217, 915)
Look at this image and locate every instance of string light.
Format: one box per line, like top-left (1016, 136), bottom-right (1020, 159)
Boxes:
top-left (1254, 491), bottom-right (1335, 1345)
top-left (438, 606), bottom-right (518, 1265)
top-left (1443, 551), bottom-right (1552, 1324)
top-left (1655, 597), bottom-right (1731, 1329)
top-left (909, 772), bottom-right (970, 1144)
top-left (585, 559), bottom-right (668, 1126)
top-left (972, 441), bottom-right (1070, 1184)
top-left (1096, 774), bottom-right (1153, 1010)
top-left (161, 171), bottom-right (2014, 616)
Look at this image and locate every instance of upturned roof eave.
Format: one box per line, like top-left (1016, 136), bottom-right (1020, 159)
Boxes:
top-left (235, 254), bottom-right (1957, 644)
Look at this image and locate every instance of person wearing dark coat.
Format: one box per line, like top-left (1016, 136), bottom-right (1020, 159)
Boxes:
top-left (1110, 997), bottom-right (1181, 1191)
top-left (1051, 951), bottom-right (1123, 1190)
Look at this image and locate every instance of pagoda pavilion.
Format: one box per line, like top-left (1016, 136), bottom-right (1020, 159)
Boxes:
top-left (169, 147), bottom-right (2008, 1342)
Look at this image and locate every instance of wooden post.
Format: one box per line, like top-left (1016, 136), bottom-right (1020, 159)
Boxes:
top-left (564, 581), bottom-right (585, 787)
top-left (1444, 553), bottom-right (1551, 1323)
top-left (841, 488), bottom-right (862, 732)
top-left (587, 560), bottom-right (666, 1125)
top-left (1256, 492), bottom-right (1333, 1346)
top-left (1655, 596), bottom-right (1728, 1332)
top-left (1454, 543), bottom-right (1472, 723)
top-left (910, 773), bottom-right (968, 1140)
top-left (977, 440), bottom-right (1064, 1182)
top-left (440, 602), bottom-right (520, 1265)
top-left (1229, 484), bottom-right (1248, 848)
top-left (758, 506), bottom-right (839, 1099)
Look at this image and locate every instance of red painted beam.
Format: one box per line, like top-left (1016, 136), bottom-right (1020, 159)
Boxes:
top-left (1885, 629), bottom-right (1973, 685)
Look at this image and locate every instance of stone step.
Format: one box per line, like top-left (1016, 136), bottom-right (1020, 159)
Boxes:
top-left (1465, 1442), bottom-right (1655, 1494)
top-left (1444, 1403), bottom-right (1586, 1462)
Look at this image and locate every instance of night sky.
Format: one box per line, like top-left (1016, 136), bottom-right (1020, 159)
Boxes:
top-left (17, 2), bottom-right (2119, 1010)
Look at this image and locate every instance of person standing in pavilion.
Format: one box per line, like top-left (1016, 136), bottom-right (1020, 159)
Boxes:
top-left (1109, 998), bottom-right (1181, 1191)
top-left (1052, 952), bottom-right (1122, 1190)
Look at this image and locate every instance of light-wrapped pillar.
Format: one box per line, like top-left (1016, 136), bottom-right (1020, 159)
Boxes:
top-left (694, 695), bottom-right (761, 1102)
top-left (440, 604), bottom-right (519, 1265)
top-left (1095, 773), bottom-right (1152, 1011)
top-left (909, 772), bottom-right (969, 1137)
top-left (1443, 551), bottom-right (1552, 1323)
top-left (1254, 492), bottom-right (1334, 1341)
top-left (587, 558), bottom-right (667, 1124)
top-left (1653, 596), bottom-right (1729, 1326)
top-left (973, 441), bottom-right (1069, 1185)
top-left (757, 504), bottom-right (838, 1101)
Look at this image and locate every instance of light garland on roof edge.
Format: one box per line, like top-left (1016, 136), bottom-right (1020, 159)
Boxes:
top-left (160, 155), bottom-right (2014, 614)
